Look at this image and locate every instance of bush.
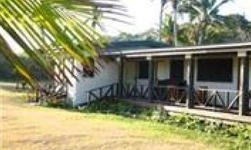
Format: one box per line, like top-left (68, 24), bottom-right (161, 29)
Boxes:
top-left (43, 98), bottom-right (73, 109)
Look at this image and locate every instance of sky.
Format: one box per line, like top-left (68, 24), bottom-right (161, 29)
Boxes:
top-left (1, 0), bottom-right (251, 54)
top-left (103, 0), bottom-right (251, 36)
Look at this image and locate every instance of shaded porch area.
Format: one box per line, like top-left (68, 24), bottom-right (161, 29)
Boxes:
top-left (116, 51), bottom-right (251, 117)
top-left (86, 82), bottom-right (251, 123)
top-left (85, 43), bottom-right (251, 122)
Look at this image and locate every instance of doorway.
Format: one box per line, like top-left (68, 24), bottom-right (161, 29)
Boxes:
top-left (170, 60), bottom-right (184, 81)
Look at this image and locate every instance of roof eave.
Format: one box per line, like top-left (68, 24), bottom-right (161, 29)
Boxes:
top-left (103, 42), bottom-right (251, 57)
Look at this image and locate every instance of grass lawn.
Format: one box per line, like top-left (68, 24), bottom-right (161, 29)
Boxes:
top-left (0, 83), bottom-right (236, 150)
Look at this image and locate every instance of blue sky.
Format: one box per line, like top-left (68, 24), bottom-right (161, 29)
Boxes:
top-left (103, 0), bottom-right (251, 36)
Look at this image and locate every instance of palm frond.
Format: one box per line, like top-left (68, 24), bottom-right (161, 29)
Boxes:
top-left (0, 0), bottom-right (125, 88)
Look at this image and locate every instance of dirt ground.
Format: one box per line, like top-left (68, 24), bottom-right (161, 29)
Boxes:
top-left (0, 83), bottom-right (220, 150)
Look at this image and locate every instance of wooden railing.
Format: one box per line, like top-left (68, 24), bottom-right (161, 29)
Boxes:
top-left (247, 91), bottom-right (251, 113)
top-left (87, 83), bottom-right (251, 114)
top-left (36, 82), bottom-right (67, 104)
top-left (87, 83), bottom-right (118, 102)
top-left (153, 85), bottom-right (187, 105)
top-left (121, 83), bottom-right (187, 105)
top-left (193, 88), bottom-right (241, 111)
top-left (121, 83), bottom-right (148, 99)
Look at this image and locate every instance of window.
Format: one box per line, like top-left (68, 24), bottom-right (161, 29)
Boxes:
top-left (138, 61), bottom-right (149, 79)
top-left (83, 58), bottom-right (94, 77)
top-left (197, 58), bottom-right (233, 82)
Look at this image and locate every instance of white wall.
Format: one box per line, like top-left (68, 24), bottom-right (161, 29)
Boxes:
top-left (124, 59), bottom-right (171, 86)
top-left (157, 59), bottom-right (170, 80)
top-left (124, 60), bottom-right (149, 85)
top-left (67, 58), bottom-right (119, 106)
top-left (124, 61), bottom-right (136, 84)
top-left (66, 56), bottom-right (251, 107)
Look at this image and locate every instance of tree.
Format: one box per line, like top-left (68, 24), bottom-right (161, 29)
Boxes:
top-left (161, 14), bottom-right (175, 45)
top-left (159, 0), bottom-right (168, 41)
top-left (179, 0), bottom-right (230, 45)
top-left (223, 14), bottom-right (251, 42)
top-left (0, 0), bottom-right (124, 88)
top-left (178, 15), bottom-right (251, 46)
top-left (170, 0), bottom-right (179, 46)
top-left (178, 23), bottom-right (198, 45)
top-left (111, 29), bottom-right (159, 42)
top-left (159, 0), bottom-right (179, 46)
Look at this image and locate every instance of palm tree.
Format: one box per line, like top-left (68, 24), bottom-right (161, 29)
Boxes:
top-left (0, 0), bottom-right (124, 88)
top-left (171, 0), bottom-right (179, 46)
top-left (178, 23), bottom-right (198, 45)
top-left (161, 14), bottom-right (175, 45)
top-left (159, 0), bottom-right (180, 46)
top-left (224, 14), bottom-right (251, 42)
top-left (179, 0), bottom-right (230, 45)
top-left (159, 0), bottom-right (168, 41)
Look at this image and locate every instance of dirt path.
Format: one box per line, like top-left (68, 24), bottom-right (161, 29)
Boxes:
top-left (1, 85), bottom-right (219, 150)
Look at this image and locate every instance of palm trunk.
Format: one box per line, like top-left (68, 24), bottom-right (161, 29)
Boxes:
top-left (173, 2), bottom-right (178, 46)
top-left (159, 4), bottom-right (164, 41)
top-left (159, 0), bottom-right (167, 41)
top-left (197, 23), bottom-right (206, 45)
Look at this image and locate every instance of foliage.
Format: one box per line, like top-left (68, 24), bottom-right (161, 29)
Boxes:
top-left (80, 99), bottom-right (251, 150)
top-left (82, 99), bottom-right (153, 119)
top-left (165, 14), bottom-right (251, 46)
top-left (0, 53), bottom-right (48, 81)
top-left (223, 14), bottom-right (251, 42)
top-left (0, 0), bottom-right (125, 88)
top-left (111, 29), bottom-right (159, 42)
top-left (0, 53), bottom-right (18, 80)
top-left (160, 14), bottom-right (175, 45)
top-left (45, 97), bottom-right (73, 109)
top-left (178, 0), bottom-right (230, 45)
top-left (178, 23), bottom-right (198, 45)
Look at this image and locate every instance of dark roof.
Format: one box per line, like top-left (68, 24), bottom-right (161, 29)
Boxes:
top-left (105, 40), bottom-right (169, 53)
top-left (104, 42), bottom-right (251, 57)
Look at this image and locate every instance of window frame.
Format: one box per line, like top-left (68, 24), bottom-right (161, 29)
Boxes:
top-left (82, 58), bottom-right (95, 78)
top-left (197, 58), bottom-right (233, 83)
top-left (138, 61), bottom-right (149, 79)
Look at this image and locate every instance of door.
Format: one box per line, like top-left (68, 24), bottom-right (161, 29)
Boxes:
top-left (170, 60), bottom-right (184, 81)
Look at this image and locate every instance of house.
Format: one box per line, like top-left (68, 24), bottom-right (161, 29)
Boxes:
top-left (66, 40), bottom-right (251, 118)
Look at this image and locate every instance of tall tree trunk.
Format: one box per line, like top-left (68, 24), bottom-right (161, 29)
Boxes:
top-left (172, 0), bottom-right (178, 47)
top-left (197, 23), bottom-right (206, 45)
top-left (159, 0), bottom-right (167, 41)
top-left (159, 3), bottom-right (164, 41)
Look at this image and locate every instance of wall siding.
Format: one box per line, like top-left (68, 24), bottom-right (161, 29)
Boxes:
top-left (67, 59), bottom-right (118, 106)
top-left (157, 60), bottom-right (170, 80)
top-left (124, 61), bottom-right (136, 84)
top-left (68, 56), bottom-right (251, 107)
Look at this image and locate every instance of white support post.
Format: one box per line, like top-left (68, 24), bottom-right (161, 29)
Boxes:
top-left (185, 55), bottom-right (194, 108)
top-left (238, 52), bottom-right (249, 116)
top-left (117, 56), bottom-right (124, 98)
top-left (147, 56), bottom-right (154, 102)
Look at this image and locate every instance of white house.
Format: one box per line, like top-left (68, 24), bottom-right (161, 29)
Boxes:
top-left (66, 40), bottom-right (251, 116)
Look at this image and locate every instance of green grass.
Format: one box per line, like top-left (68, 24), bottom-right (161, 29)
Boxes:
top-left (74, 99), bottom-right (251, 150)
top-left (2, 83), bottom-right (251, 150)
